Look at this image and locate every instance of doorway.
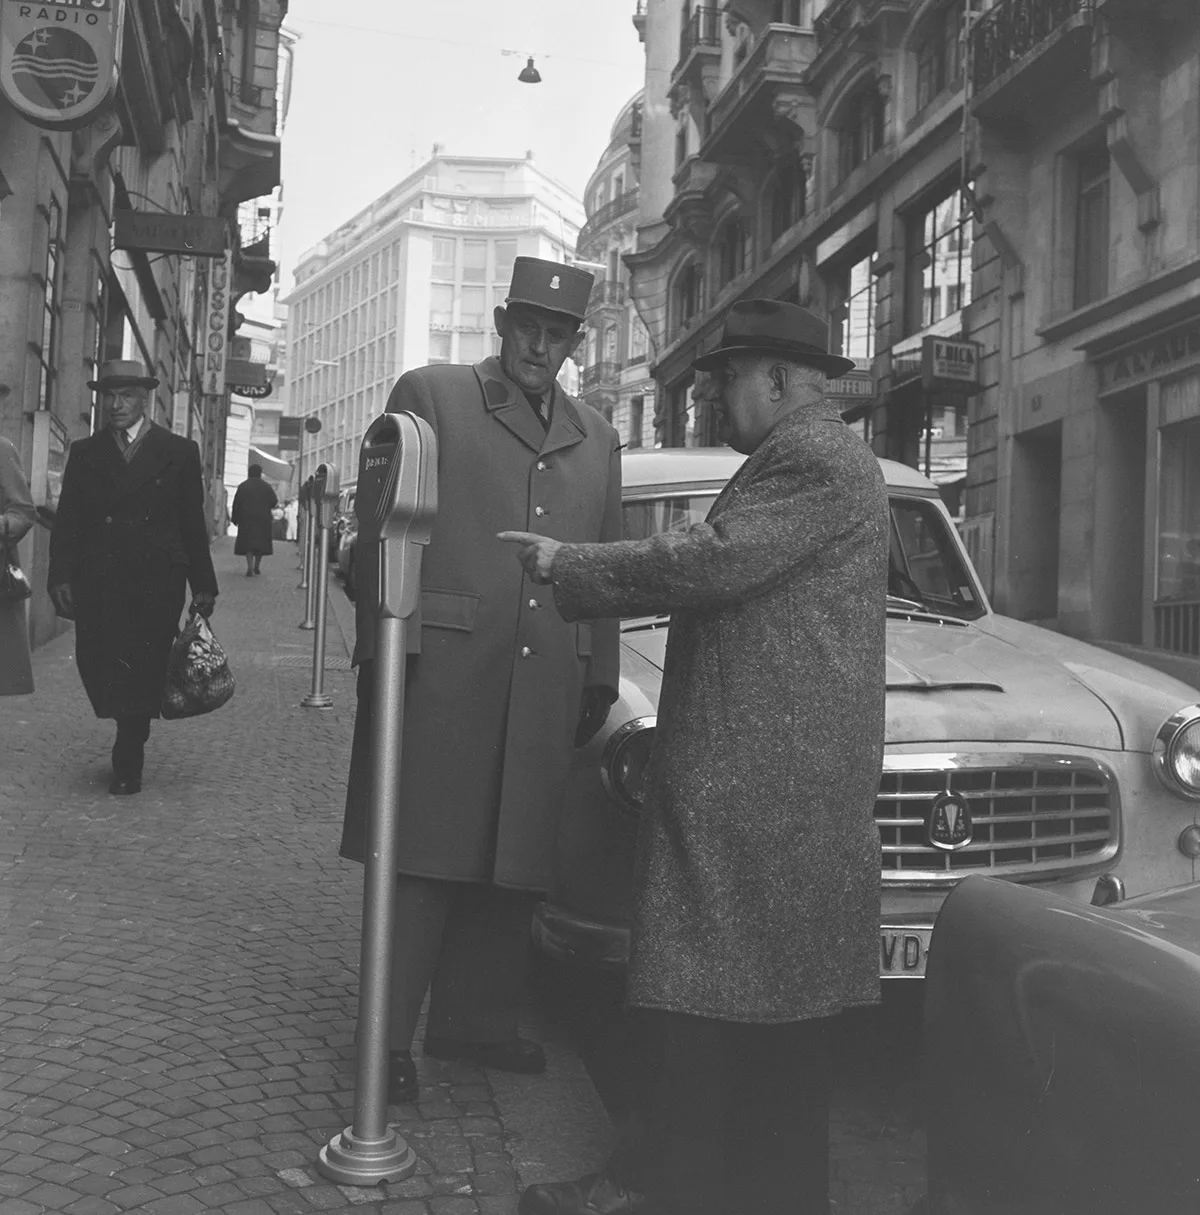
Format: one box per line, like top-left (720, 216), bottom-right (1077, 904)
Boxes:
top-left (1009, 422), bottom-right (1062, 623)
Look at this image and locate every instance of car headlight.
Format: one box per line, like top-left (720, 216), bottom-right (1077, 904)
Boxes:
top-left (1152, 705), bottom-right (1200, 800)
top-left (600, 716), bottom-right (656, 813)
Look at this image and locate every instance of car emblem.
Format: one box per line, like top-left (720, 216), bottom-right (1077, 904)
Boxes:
top-left (927, 793), bottom-right (973, 851)
top-left (549, 275), bottom-right (561, 289)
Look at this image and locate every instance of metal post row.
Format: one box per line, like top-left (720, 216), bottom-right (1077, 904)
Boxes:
top-left (297, 478), bottom-right (311, 581)
top-left (302, 463), bottom-right (340, 709)
top-left (316, 412), bottom-right (437, 1187)
top-left (300, 475), bottom-right (318, 624)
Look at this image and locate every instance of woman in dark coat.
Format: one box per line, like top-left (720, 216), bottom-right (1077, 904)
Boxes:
top-left (0, 434), bottom-right (36, 696)
top-left (231, 464), bottom-right (278, 576)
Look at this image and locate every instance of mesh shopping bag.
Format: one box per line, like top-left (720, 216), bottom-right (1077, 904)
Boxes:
top-left (161, 610), bottom-right (235, 719)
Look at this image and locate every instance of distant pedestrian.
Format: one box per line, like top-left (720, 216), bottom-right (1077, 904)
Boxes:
top-left (271, 502), bottom-right (286, 541)
top-left (0, 434), bottom-right (36, 696)
top-left (284, 498), bottom-right (298, 542)
top-left (231, 464), bottom-right (278, 576)
top-left (507, 301), bottom-right (889, 1215)
top-left (48, 359), bottom-right (217, 795)
top-left (341, 257), bottom-right (621, 1105)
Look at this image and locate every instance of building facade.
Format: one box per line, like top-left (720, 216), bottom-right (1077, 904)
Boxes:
top-left (576, 92), bottom-right (657, 448)
top-left (285, 153), bottom-right (583, 490)
top-left (0, 0), bottom-right (289, 646)
top-left (964, 0), bottom-right (1200, 661)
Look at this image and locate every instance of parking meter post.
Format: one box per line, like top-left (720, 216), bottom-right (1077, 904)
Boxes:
top-left (302, 464), bottom-right (339, 710)
top-left (300, 478), bottom-right (319, 630)
top-left (300, 477), bottom-right (315, 590)
top-left (316, 412), bottom-right (436, 1188)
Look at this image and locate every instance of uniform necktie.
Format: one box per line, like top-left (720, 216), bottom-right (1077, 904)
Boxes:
top-left (119, 429), bottom-right (131, 450)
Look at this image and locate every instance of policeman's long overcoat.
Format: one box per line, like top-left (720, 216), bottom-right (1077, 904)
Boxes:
top-left (340, 356), bottom-right (621, 892)
top-left (553, 405), bottom-right (889, 1023)
top-left (48, 424), bottom-right (218, 720)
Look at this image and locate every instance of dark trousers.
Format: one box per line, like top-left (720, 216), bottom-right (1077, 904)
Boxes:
top-left (112, 715), bottom-right (151, 779)
top-left (611, 1010), bottom-right (833, 1215)
top-left (389, 875), bottom-right (537, 1050)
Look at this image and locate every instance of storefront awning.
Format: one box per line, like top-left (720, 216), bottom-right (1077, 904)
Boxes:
top-left (249, 446), bottom-right (292, 483)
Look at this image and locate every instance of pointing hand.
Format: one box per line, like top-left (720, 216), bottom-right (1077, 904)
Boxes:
top-left (497, 531), bottom-right (561, 585)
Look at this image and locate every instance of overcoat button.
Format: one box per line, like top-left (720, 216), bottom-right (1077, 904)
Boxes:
top-left (536, 460), bottom-right (548, 471)
top-left (105, 516), bottom-right (113, 523)
top-left (521, 646), bottom-right (534, 658)
top-left (528, 598), bottom-right (540, 609)
top-left (534, 506), bottom-right (546, 517)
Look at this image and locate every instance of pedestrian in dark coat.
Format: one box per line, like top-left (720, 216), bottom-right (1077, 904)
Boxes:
top-left (505, 300), bottom-right (889, 1215)
top-left (340, 258), bottom-right (621, 1104)
top-left (231, 464), bottom-right (278, 575)
top-left (48, 360), bottom-right (218, 795)
top-left (0, 434), bottom-right (36, 696)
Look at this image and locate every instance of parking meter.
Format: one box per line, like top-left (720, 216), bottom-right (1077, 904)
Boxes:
top-left (301, 465), bottom-right (340, 708)
top-left (316, 411), bottom-right (436, 1188)
top-left (314, 462), bottom-right (340, 529)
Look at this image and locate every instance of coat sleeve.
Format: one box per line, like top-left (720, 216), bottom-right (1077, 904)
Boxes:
top-left (180, 439), bottom-right (218, 597)
top-left (0, 436), bottom-right (36, 547)
top-left (551, 440), bottom-right (878, 621)
top-left (47, 441), bottom-right (84, 589)
top-left (581, 436), bottom-right (622, 695)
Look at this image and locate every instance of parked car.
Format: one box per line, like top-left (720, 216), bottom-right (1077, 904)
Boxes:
top-left (532, 447), bottom-right (1200, 980)
top-left (335, 508), bottom-right (359, 599)
top-left (922, 874), bottom-right (1200, 1213)
top-left (330, 488), bottom-right (356, 565)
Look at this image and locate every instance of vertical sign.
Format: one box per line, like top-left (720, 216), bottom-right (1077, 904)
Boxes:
top-left (202, 250), bottom-right (232, 397)
top-left (0, 0), bottom-right (124, 130)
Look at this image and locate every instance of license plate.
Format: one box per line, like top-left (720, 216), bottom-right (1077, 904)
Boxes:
top-left (880, 927), bottom-right (931, 977)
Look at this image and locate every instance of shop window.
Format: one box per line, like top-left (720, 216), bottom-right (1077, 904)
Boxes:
top-left (672, 261), bottom-right (703, 335)
top-left (1157, 416), bottom-right (1200, 605)
top-left (905, 181), bottom-right (974, 334)
top-left (432, 237), bottom-right (456, 281)
top-left (716, 215), bottom-right (749, 287)
top-left (766, 158), bottom-right (805, 245)
top-left (428, 331), bottom-right (452, 364)
top-left (838, 81), bottom-right (885, 181)
top-left (36, 196), bottom-right (64, 412)
top-left (463, 240), bottom-right (487, 283)
top-left (915, 1), bottom-right (963, 112)
top-left (832, 251), bottom-right (877, 362)
top-left (1073, 141), bottom-right (1110, 309)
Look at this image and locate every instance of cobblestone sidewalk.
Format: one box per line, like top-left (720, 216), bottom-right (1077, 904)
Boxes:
top-left (0, 541), bottom-right (596, 1215)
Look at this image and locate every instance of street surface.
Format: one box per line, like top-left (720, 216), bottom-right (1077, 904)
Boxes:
top-left (0, 539), bottom-right (924, 1214)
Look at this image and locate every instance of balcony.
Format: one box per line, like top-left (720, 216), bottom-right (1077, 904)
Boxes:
top-left (588, 281), bottom-right (627, 311)
top-left (676, 6), bottom-right (721, 69)
top-left (702, 24), bottom-right (817, 166)
top-left (581, 362), bottom-right (621, 390)
top-left (576, 188), bottom-right (639, 255)
top-left (970, 0), bottom-right (1096, 125)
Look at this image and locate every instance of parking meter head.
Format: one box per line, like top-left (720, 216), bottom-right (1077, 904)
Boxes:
top-left (314, 463), bottom-right (341, 529)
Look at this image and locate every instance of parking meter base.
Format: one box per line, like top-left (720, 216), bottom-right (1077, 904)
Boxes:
top-left (316, 1126), bottom-right (416, 1187)
top-left (298, 620), bottom-right (315, 631)
top-left (301, 692), bottom-right (334, 709)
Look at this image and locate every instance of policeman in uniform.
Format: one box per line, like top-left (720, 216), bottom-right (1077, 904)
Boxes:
top-left (340, 257), bottom-right (622, 1102)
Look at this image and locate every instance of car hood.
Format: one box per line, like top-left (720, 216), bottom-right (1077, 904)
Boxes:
top-left (619, 615), bottom-right (1127, 750)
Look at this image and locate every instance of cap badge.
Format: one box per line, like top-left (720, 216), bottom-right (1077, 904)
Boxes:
top-left (549, 275), bottom-right (560, 290)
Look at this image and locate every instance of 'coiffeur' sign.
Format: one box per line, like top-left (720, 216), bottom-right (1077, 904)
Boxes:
top-left (0, 0), bottom-right (123, 130)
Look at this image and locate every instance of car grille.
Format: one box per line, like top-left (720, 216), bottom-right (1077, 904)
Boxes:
top-left (877, 756), bottom-right (1119, 885)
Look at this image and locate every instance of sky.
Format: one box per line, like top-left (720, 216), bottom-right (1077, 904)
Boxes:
top-left (274, 0), bottom-right (648, 294)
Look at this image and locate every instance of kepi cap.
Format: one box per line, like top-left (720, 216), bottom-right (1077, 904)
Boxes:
top-left (693, 299), bottom-right (857, 378)
top-left (88, 358), bottom-right (159, 391)
top-left (505, 257), bottom-right (593, 323)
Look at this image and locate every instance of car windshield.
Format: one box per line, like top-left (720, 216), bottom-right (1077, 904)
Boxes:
top-left (620, 490), bottom-right (984, 621)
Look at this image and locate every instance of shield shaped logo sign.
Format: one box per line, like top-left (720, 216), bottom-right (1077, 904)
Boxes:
top-left (927, 793), bottom-right (973, 851)
top-left (0, 0), bottom-right (124, 130)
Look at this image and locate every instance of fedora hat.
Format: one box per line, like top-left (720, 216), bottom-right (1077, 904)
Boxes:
top-left (505, 257), bottom-right (594, 323)
top-left (693, 299), bottom-right (857, 378)
top-left (88, 359), bottom-right (159, 391)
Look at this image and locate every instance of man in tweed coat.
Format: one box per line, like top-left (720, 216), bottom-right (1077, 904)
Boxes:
top-left (503, 300), bottom-right (889, 1215)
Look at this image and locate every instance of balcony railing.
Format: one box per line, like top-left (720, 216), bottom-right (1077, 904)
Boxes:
top-left (814, 1), bottom-right (853, 51)
top-left (576, 188), bottom-right (639, 252)
top-left (581, 361), bottom-right (621, 389)
top-left (226, 73), bottom-right (273, 110)
top-left (677, 6), bottom-right (721, 67)
top-left (970, 0), bottom-right (1094, 94)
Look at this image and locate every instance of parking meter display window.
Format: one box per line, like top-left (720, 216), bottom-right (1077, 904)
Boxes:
top-left (355, 432), bottom-right (399, 548)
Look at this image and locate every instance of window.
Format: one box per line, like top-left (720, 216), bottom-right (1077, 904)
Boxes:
top-left (628, 394), bottom-right (645, 449)
top-left (839, 81), bottom-right (885, 180)
top-left (916, 2), bottom-right (962, 112)
top-left (1157, 417), bottom-right (1200, 603)
top-left (672, 262), bottom-right (703, 334)
top-left (37, 196), bottom-right (63, 412)
top-left (463, 240), bottom-right (487, 282)
top-left (773, 0), bottom-right (811, 25)
top-left (1074, 141), bottom-right (1110, 308)
top-left (494, 239), bottom-right (518, 283)
top-left (459, 332), bottom-right (485, 363)
top-left (428, 332), bottom-right (452, 363)
top-left (461, 286), bottom-right (486, 328)
top-left (716, 215), bottom-right (749, 287)
top-left (613, 171), bottom-right (625, 199)
top-left (834, 252), bottom-right (877, 362)
top-left (629, 315), bottom-right (649, 364)
top-left (675, 125), bottom-right (688, 171)
top-left (905, 183), bottom-right (974, 334)
top-left (432, 237), bottom-right (455, 280)
top-left (767, 159), bottom-right (805, 245)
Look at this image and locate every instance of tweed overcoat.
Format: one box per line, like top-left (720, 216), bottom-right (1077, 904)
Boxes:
top-left (0, 435), bottom-right (36, 696)
top-left (48, 423), bottom-right (218, 719)
top-left (552, 404), bottom-right (889, 1023)
top-left (231, 476), bottom-right (278, 555)
top-left (340, 355), bottom-right (621, 891)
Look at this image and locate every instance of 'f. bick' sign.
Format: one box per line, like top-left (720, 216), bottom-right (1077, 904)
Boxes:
top-left (0, 0), bottom-right (124, 130)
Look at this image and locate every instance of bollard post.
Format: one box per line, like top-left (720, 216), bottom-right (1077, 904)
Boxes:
top-left (316, 412), bottom-right (436, 1187)
top-left (302, 463), bottom-right (339, 709)
top-left (300, 477), bottom-right (319, 630)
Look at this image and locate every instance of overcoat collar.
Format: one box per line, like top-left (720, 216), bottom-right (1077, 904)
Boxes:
top-left (472, 356), bottom-right (587, 457)
top-left (90, 420), bottom-right (174, 501)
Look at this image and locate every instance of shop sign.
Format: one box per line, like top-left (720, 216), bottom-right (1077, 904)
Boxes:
top-left (1096, 317), bottom-right (1200, 396)
top-left (825, 369), bottom-right (875, 405)
top-left (278, 417), bottom-right (302, 451)
top-left (922, 337), bottom-right (981, 392)
top-left (200, 250), bottom-right (233, 396)
top-left (113, 209), bottom-right (228, 258)
top-left (226, 358), bottom-right (268, 390)
top-left (0, 0), bottom-right (124, 130)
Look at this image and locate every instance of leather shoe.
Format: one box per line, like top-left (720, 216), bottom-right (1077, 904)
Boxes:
top-left (109, 776), bottom-right (142, 795)
top-left (423, 1034), bottom-right (546, 1074)
top-left (518, 1174), bottom-right (646, 1214)
top-left (388, 1050), bottom-right (417, 1103)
